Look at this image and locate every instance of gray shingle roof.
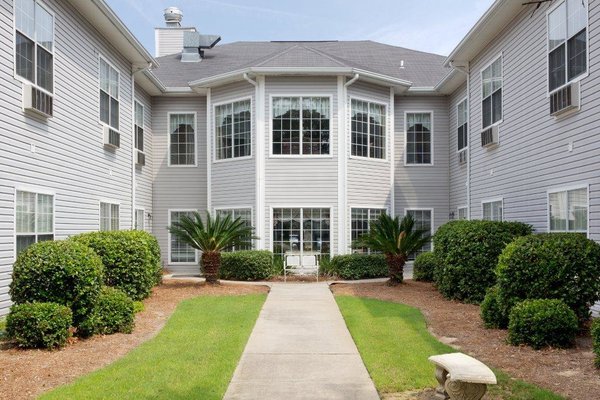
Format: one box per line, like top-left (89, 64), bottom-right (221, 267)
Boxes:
top-left (152, 41), bottom-right (449, 88)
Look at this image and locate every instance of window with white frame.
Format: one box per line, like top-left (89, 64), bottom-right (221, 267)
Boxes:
top-left (215, 99), bottom-right (251, 160)
top-left (481, 57), bottom-right (502, 129)
top-left (134, 101), bottom-right (144, 152)
top-left (548, 0), bottom-right (587, 92)
top-left (406, 112), bottom-right (432, 165)
top-left (406, 209), bottom-right (432, 259)
top-left (272, 97), bottom-right (330, 155)
top-left (457, 99), bottom-right (468, 151)
top-left (169, 113), bottom-right (196, 165)
top-left (272, 208), bottom-right (330, 260)
top-left (216, 208), bottom-right (253, 251)
top-left (16, 190), bottom-right (54, 255)
top-left (482, 200), bottom-right (503, 221)
top-left (351, 99), bottom-right (386, 159)
top-left (99, 58), bottom-right (119, 130)
top-left (14, 0), bottom-right (54, 93)
top-left (100, 202), bottom-right (119, 231)
top-left (351, 208), bottom-right (386, 253)
top-left (169, 210), bottom-right (197, 263)
top-left (134, 209), bottom-right (144, 230)
top-left (548, 187), bottom-right (587, 232)
top-left (457, 207), bottom-right (468, 220)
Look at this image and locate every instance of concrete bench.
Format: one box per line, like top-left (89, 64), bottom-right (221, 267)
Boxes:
top-left (428, 353), bottom-right (497, 400)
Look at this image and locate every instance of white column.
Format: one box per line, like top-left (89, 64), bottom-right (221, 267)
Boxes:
top-left (206, 88), bottom-right (212, 212)
top-left (255, 76), bottom-right (266, 249)
top-left (337, 76), bottom-right (348, 254)
top-left (389, 87), bottom-right (395, 216)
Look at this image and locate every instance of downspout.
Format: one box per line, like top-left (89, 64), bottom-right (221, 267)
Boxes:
top-left (450, 61), bottom-right (471, 219)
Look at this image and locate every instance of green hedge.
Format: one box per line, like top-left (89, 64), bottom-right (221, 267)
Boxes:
top-left (432, 220), bottom-right (532, 303)
top-left (6, 302), bottom-right (72, 349)
top-left (330, 254), bottom-right (387, 280)
top-left (508, 299), bottom-right (578, 350)
top-left (79, 287), bottom-right (134, 337)
top-left (496, 233), bottom-right (600, 323)
top-left (70, 231), bottom-right (160, 301)
top-left (9, 240), bottom-right (104, 324)
top-left (592, 318), bottom-right (600, 368)
top-left (131, 230), bottom-right (163, 286)
top-left (480, 286), bottom-right (507, 329)
top-left (413, 252), bottom-right (437, 282)
top-left (219, 250), bottom-right (274, 281)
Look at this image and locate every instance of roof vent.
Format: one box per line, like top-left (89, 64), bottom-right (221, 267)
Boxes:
top-left (181, 31), bottom-right (221, 62)
top-left (164, 6), bottom-right (183, 27)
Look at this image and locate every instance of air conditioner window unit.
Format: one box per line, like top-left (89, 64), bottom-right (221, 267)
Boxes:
top-left (23, 84), bottom-right (53, 117)
top-left (481, 125), bottom-right (499, 148)
top-left (458, 148), bottom-right (468, 165)
top-left (103, 126), bottom-right (120, 149)
top-left (550, 81), bottom-right (580, 116)
top-left (136, 150), bottom-right (146, 166)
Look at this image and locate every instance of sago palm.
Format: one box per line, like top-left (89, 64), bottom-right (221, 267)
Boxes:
top-left (353, 213), bottom-right (430, 285)
top-left (168, 211), bottom-right (256, 283)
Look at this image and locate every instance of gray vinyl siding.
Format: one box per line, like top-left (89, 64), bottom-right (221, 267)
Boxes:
top-left (464, 0), bottom-right (600, 241)
top-left (449, 83), bottom-right (468, 215)
top-left (151, 96), bottom-right (207, 274)
top-left (394, 95), bottom-right (450, 233)
top-left (263, 77), bottom-right (339, 254)
top-left (0, 0), bottom-right (136, 315)
top-left (134, 84), bottom-right (153, 232)
top-left (210, 81), bottom-right (256, 213)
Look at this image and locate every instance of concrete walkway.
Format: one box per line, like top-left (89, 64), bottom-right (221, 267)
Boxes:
top-left (223, 283), bottom-right (380, 400)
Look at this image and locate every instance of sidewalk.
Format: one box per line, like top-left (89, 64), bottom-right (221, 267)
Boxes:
top-left (223, 283), bottom-right (380, 400)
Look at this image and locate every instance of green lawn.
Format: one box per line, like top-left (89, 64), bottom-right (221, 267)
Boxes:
top-left (335, 296), bottom-right (564, 399)
top-left (40, 294), bottom-right (266, 400)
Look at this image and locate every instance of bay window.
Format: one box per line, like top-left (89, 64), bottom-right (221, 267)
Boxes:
top-left (351, 99), bottom-right (386, 159)
top-left (215, 99), bottom-right (251, 160)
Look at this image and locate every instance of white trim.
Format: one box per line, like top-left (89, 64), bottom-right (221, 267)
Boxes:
top-left (337, 76), bottom-right (347, 254)
top-left (546, 183), bottom-right (590, 236)
top-left (256, 76), bottom-right (266, 249)
top-left (481, 197), bottom-right (504, 221)
top-left (13, 185), bottom-right (56, 262)
top-left (546, 0), bottom-right (590, 96)
top-left (348, 95), bottom-right (389, 162)
top-left (134, 207), bottom-right (145, 231)
top-left (212, 95), bottom-right (254, 163)
top-left (389, 88), bottom-right (395, 215)
top-left (167, 111), bottom-right (198, 167)
top-left (206, 88), bottom-right (212, 211)
top-left (480, 53), bottom-right (503, 131)
top-left (167, 209), bottom-right (199, 266)
top-left (403, 110), bottom-right (435, 166)
top-left (98, 199), bottom-right (121, 231)
top-left (268, 94), bottom-right (334, 158)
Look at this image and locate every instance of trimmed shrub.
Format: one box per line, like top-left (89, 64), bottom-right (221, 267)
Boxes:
top-left (480, 286), bottom-right (507, 329)
top-left (133, 301), bottom-right (145, 314)
top-left (413, 252), bottom-right (438, 282)
top-left (496, 233), bottom-right (600, 323)
top-left (330, 254), bottom-right (387, 280)
top-left (79, 287), bottom-right (135, 337)
top-left (219, 250), bottom-right (274, 281)
top-left (592, 318), bottom-right (600, 368)
top-left (6, 302), bottom-right (72, 349)
top-left (71, 231), bottom-right (159, 301)
top-left (132, 230), bottom-right (163, 286)
top-left (508, 299), bottom-right (578, 349)
top-left (10, 240), bottom-right (104, 324)
top-left (432, 220), bottom-right (532, 303)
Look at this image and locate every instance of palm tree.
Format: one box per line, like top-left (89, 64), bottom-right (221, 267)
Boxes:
top-left (168, 211), bottom-right (256, 283)
top-left (353, 213), bottom-right (430, 286)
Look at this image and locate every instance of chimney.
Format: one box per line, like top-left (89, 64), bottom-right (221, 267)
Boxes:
top-left (154, 7), bottom-right (196, 57)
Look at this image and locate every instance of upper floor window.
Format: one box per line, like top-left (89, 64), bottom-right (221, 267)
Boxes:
top-left (15, 0), bottom-right (54, 93)
top-left (457, 99), bottom-right (468, 151)
top-left (169, 113), bottom-right (196, 166)
top-left (481, 57), bottom-right (502, 129)
top-left (100, 202), bottom-right (119, 231)
top-left (548, 0), bottom-right (587, 92)
top-left (99, 58), bottom-right (119, 130)
top-left (134, 101), bottom-right (144, 152)
top-left (405, 112), bottom-right (432, 165)
top-left (16, 190), bottom-right (54, 255)
top-left (215, 208), bottom-right (253, 251)
top-left (351, 99), bottom-right (386, 159)
top-left (482, 199), bottom-right (503, 221)
top-left (272, 97), bottom-right (330, 155)
top-left (215, 99), bottom-right (251, 160)
top-left (548, 187), bottom-right (587, 232)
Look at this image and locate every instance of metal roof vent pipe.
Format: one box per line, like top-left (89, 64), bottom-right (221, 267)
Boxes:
top-left (164, 6), bottom-right (183, 27)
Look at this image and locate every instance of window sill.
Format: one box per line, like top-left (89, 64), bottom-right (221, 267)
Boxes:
top-left (349, 155), bottom-right (389, 163)
top-left (269, 154), bottom-right (334, 159)
top-left (213, 155), bottom-right (253, 164)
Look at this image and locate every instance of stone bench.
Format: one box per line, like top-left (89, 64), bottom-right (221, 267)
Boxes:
top-left (428, 353), bottom-right (497, 400)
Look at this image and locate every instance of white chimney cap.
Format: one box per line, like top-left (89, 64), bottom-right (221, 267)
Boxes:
top-left (164, 7), bottom-right (183, 24)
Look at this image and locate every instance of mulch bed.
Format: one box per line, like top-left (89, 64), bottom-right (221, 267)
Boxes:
top-left (0, 280), bottom-right (269, 400)
top-left (331, 281), bottom-right (600, 400)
